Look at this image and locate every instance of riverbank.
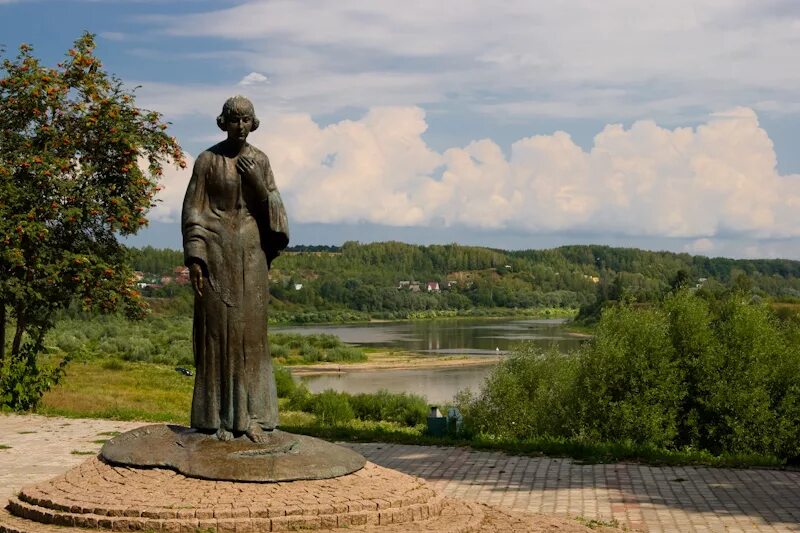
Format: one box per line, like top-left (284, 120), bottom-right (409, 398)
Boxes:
top-left (288, 351), bottom-right (501, 374)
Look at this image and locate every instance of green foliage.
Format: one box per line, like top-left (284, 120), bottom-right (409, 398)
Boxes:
top-left (119, 240), bottom-right (800, 326)
top-left (0, 33), bottom-right (183, 410)
top-left (575, 304), bottom-right (684, 447)
top-left (286, 386), bottom-right (426, 428)
top-left (462, 289), bottom-right (800, 460)
top-left (459, 347), bottom-right (579, 440)
top-left (47, 314), bottom-right (193, 366)
top-left (309, 389), bottom-right (355, 426)
top-left (269, 333), bottom-right (366, 363)
top-left (1, 345), bottom-right (69, 411)
top-left (349, 389), bottom-right (428, 426)
top-left (127, 246), bottom-right (183, 276)
top-left (273, 364), bottom-right (296, 398)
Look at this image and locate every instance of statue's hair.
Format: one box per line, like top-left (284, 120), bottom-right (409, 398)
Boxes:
top-left (216, 95), bottom-right (260, 131)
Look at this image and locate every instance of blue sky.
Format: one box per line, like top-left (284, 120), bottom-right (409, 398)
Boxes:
top-left (3, 0), bottom-right (800, 258)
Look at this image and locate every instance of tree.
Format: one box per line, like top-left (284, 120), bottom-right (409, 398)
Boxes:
top-left (0, 33), bottom-right (184, 409)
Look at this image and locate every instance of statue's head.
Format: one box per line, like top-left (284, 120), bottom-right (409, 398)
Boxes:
top-left (217, 95), bottom-right (260, 132)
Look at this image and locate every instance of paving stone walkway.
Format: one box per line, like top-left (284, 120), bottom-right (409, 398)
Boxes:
top-left (1, 414), bottom-right (799, 532)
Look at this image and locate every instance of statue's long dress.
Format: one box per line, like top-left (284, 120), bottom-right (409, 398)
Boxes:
top-left (181, 142), bottom-right (289, 432)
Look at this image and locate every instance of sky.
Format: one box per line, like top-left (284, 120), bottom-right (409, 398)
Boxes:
top-left (2, 0), bottom-right (800, 259)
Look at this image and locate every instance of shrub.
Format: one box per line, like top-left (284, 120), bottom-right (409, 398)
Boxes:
top-left (286, 382), bottom-right (312, 411)
top-left (458, 347), bottom-right (579, 439)
top-left (349, 390), bottom-right (428, 426)
top-left (574, 304), bottom-right (683, 447)
top-left (462, 288), bottom-right (800, 459)
top-left (310, 390), bottom-right (354, 426)
top-left (299, 342), bottom-right (322, 362)
top-left (273, 365), bottom-right (296, 398)
top-left (270, 343), bottom-right (289, 358)
top-left (325, 346), bottom-right (367, 363)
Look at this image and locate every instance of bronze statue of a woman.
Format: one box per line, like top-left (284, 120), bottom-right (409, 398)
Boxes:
top-left (182, 96), bottom-right (289, 442)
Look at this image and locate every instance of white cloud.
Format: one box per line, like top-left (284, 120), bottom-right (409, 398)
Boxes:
top-left (150, 106), bottom-right (800, 242)
top-left (239, 72), bottom-right (268, 86)
top-left (100, 32), bottom-right (126, 42)
top-left (147, 1), bottom-right (800, 120)
top-left (257, 106), bottom-right (800, 238)
top-left (147, 154), bottom-right (194, 223)
top-left (686, 238), bottom-right (715, 254)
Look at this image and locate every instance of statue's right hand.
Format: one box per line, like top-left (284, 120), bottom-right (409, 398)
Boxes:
top-left (190, 263), bottom-right (204, 297)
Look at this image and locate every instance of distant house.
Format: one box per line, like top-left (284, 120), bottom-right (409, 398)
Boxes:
top-left (294, 283), bottom-right (303, 291)
top-left (173, 266), bottom-right (190, 285)
top-left (427, 282), bottom-right (440, 292)
top-left (409, 282), bottom-right (421, 292)
top-left (397, 280), bottom-right (411, 289)
top-left (446, 280), bottom-right (458, 289)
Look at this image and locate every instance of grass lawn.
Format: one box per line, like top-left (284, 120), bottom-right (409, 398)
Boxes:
top-left (39, 359), bottom-right (193, 424)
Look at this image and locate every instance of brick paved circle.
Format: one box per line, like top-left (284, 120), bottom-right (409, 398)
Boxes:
top-left (0, 456), bottom-right (617, 533)
top-left (5, 457), bottom-right (446, 531)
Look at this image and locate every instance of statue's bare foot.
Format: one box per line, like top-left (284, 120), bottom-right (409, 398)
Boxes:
top-left (215, 428), bottom-right (234, 441)
top-left (245, 424), bottom-right (272, 443)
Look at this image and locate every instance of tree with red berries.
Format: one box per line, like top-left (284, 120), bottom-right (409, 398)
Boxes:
top-left (0, 33), bottom-right (185, 409)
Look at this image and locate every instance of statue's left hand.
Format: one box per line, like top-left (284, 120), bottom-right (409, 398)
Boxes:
top-left (236, 156), bottom-right (259, 186)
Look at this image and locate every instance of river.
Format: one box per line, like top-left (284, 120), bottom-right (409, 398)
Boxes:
top-left (273, 318), bottom-right (584, 404)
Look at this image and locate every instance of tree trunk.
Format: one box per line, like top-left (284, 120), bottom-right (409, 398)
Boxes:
top-left (0, 302), bottom-right (5, 359)
top-left (11, 304), bottom-right (25, 357)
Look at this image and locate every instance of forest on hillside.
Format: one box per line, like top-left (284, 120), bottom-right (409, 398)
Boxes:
top-left (126, 242), bottom-right (800, 322)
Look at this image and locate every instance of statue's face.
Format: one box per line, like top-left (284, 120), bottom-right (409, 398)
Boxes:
top-left (225, 113), bottom-right (254, 143)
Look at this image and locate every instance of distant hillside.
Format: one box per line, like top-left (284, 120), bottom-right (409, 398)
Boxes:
top-left (127, 241), bottom-right (800, 319)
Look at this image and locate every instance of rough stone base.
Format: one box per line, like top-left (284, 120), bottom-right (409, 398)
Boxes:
top-left (0, 457), bottom-right (621, 532)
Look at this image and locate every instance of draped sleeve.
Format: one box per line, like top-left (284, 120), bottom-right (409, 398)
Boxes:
top-left (181, 151), bottom-right (213, 275)
top-left (249, 150), bottom-right (289, 267)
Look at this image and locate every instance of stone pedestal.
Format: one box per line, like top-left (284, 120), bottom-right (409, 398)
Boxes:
top-left (0, 456), bottom-right (551, 532)
top-left (0, 425), bottom-right (606, 532)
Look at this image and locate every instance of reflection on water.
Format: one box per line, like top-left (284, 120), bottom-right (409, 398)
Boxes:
top-left (274, 318), bottom-right (582, 355)
top-left (280, 318), bottom-right (585, 403)
top-left (299, 366), bottom-right (493, 405)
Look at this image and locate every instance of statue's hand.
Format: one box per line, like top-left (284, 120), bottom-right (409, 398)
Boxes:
top-left (190, 262), bottom-right (204, 297)
top-left (236, 156), bottom-right (259, 187)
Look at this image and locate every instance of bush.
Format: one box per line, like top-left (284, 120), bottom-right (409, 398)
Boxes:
top-left (273, 365), bottom-right (296, 398)
top-left (458, 347), bottom-right (579, 439)
top-left (574, 304), bottom-right (683, 447)
top-left (1, 348), bottom-right (69, 411)
top-left (270, 343), bottom-right (289, 358)
top-left (461, 289), bottom-right (800, 459)
top-left (349, 390), bottom-right (428, 426)
top-left (286, 382), bottom-right (312, 411)
top-left (325, 346), bottom-right (367, 363)
top-left (310, 390), bottom-right (354, 426)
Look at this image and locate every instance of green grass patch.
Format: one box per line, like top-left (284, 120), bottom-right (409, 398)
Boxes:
top-left (70, 450), bottom-right (95, 455)
top-left (0, 444), bottom-right (11, 450)
top-left (575, 516), bottom-right (623, 529)
top-left (38, 358), bottom-right (192, 424)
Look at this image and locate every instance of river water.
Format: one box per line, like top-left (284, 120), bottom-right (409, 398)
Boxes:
top-left (274, 318), bottom-right (584, 404)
